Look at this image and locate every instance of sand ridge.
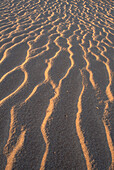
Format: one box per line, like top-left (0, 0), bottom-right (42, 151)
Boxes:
top-left (0, 0), bottom-right (114, 169)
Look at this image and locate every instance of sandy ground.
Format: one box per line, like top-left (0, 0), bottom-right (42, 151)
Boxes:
top-left (0, 0), bottom-right (114, 169)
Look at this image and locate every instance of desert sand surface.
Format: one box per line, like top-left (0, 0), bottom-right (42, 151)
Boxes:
top-left (0, 0), bottom-right (114, 169)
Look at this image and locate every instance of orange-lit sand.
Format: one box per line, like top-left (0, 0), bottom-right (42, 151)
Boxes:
top-left (0, 0), bottom-right (114, 169)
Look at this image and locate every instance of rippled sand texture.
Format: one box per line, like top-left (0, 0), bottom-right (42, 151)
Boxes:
top-left (0, 0), bottom-right (114, 169)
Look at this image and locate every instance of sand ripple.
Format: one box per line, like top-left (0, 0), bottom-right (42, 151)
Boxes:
top-left (0, 0), bottom-right (114, 169)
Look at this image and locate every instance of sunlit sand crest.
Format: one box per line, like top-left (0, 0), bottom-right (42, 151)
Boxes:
top-left (4, 107), bottom-right (26, 170)
top-left (76, 70), bottom-right (93, 170)
top-left (40, 34), bottom-right (74, 170)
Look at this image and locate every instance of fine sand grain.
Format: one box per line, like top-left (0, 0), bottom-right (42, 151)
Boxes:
top-left (0, 0), bottom-right (114, 169)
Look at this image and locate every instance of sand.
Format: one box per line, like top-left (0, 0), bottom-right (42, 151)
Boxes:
top-left (0, 0), bottom-right (114, 169)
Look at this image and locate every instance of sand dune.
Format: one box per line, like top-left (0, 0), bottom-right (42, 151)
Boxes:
top-left (0, 0), bottom-right (114, 169)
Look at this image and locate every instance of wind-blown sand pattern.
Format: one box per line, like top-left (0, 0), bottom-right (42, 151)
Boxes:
top-left (0, 0), bottom-right (114, 169)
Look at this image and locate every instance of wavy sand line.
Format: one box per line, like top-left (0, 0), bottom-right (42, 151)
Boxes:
top-left (23, 82), bottom-right (45, 104)
top-left (0, 33), bottom-right (29, 51)
top-left (91, 24), bottom-right (114, 168)
top-left (79, 43), bottom-right (96, 90)
top-left (0, 35), bottom-right (30, 64)
top-left (40, 35), bottom-right (74, 170)
top-left (96, 29), bottom-right (113, 102)
top-left (0, 32), bottom-right (41, 84)
top-left (3, 107), bottom-right (26, 170)
top-left (5, 128), bottom-right (26, 170)
top-left (103, 111), bottom-right (114, 169)
top-left (4, 107), bottom-right (16, 153)
top-left (101, 51), bottom-right (114, 168)
top-left (101, 28), bottom-right (114, 48)
top-left (76, 69), bottom-right (93, 170)
top-left (40, 33), bottom-right (62, 170)
top-left (92, 28), bottom-right (113, 104)
top-left (88, 41), bottom-right (100, 62)
top-left (0, 66), bottom-right (19, 83)
top-left (0, 66), bottom-right (28, 106)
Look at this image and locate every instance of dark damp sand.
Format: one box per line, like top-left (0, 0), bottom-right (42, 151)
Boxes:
top-left (0, 0), bottom-right (114, 170)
